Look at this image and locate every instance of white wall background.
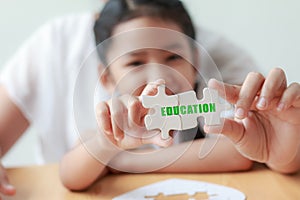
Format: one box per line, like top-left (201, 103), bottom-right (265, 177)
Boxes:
top-left (183, 0), bottom-right (300, 81)
top-left (1, 0), bottom-right (299, 167)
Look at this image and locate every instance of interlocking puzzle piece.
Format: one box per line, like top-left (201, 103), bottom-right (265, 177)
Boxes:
top-left (142, 85), bottom-right (178, 108)
top-left (178, 88), bottom-right (225, 127)
top-left (141, 85), bottom-right (230, 139)
top-left (142, 85), bottom-right (181, 139)
top-left (144, 105), bottom-right (181, 139)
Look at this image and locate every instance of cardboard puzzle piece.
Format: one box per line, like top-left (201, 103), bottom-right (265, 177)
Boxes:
top-left (144, 105), bottom-right (181, 139)
top-left (178, 88), bottom-right (225, 126)
top-left (142, 85), bottom-right (178, 108)
top-left (142, 85), bottom-right (231, 139)
top-left (142, 85), bottom-right (181, 139)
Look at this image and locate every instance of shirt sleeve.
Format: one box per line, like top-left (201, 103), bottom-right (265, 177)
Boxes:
top-left (0, 21), bottom-right (59, 122)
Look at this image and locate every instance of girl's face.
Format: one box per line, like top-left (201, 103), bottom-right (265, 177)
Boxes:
top-left (100, 17), bottom-right (198, 96)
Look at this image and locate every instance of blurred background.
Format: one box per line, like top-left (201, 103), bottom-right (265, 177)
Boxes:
top-left (1, 0), bottom-right (299, 166)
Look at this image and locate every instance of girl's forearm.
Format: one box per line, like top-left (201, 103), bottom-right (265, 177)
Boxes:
top-left (158, 136), bottom-right (253, 173)
top-left (59, 133), bottom-right (120, 191)
top-left (109, 135), bottom-right (253, 173)
top-left (59, 134), bottom-right (254, 191)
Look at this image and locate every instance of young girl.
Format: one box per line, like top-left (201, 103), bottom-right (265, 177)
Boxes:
top-left (59, 0), bottom-right (300, 191)
top-left (0, 0), bottom-right (264, 196)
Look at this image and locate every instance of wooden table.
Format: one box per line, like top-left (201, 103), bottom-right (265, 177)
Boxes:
top-left (5, 163), bottom-right (300, 200)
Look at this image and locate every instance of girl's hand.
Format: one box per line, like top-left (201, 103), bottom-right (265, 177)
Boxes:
top-left (0, 163), bottom-right (16, 199)
top-left (95, 79), bottom-right (173, 150)
top-left (205, 68), bottom-right (300, 173)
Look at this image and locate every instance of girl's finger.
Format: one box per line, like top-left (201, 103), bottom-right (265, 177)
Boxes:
top-left (142, 130), bottom-right (173, 147)
top-left (257, 68), bottom-right (287, 110)
top-left (208, 79), bottom-right (241, 104)
top-left (110, 98), bottom-right (127, 141)
top-left (141, 79), bottom-right (165, 96)
top-left (204, 118), bottom-right (245, 144)
top-left (235, 72), bottom-right (265, 119)
top-left (127, 96), bottom-right (147, 127)
top-left (0, 182), bottom-right (16, 196)
top-left (96, 101), bottom-right (113, 135)
top-left (277, 82), bottom-right (300, 111)
top-left (0, 165), bottom-right (16, 196)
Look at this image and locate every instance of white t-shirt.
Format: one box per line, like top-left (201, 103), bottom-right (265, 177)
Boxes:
top-left (0, 13), bottom-right (259, 164)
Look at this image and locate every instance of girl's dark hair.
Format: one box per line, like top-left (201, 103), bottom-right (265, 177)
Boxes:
top-left (94, 0), bottom-right (196, 62)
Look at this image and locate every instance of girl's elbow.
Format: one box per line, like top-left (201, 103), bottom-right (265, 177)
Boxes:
top-left (233, 157), bottom-right (253, 172)
top-left (60, 173), bottom-right (90, 191)
top-left (59, 163), bottom-right (89, 191)
top-left (239, 159), bottom-right (253, 171)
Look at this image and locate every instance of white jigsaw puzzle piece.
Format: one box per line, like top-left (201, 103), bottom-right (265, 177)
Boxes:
top-left (199, 88), bottom-right (222, 125)
top-left (142, 85), bottom-right (178, 107)
top-left (142, 85), bottom-right (181, 139)
top-left (144, 106), bottom-right (181, 139)
top-left (177, 88), bottom-right (228, 129)
top-left (200, 88), bottom-right (232, 125)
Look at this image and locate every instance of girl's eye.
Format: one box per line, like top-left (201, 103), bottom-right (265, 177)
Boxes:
top-left (127, 61), bottom-right (144, 67)
top-left (167, 54), bottom-right (183, 62)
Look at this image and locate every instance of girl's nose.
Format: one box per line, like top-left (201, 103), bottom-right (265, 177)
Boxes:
top-left (145, 64), bottom-right (182, 94)
top-left (146, 63), bottom-right (169, 82)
